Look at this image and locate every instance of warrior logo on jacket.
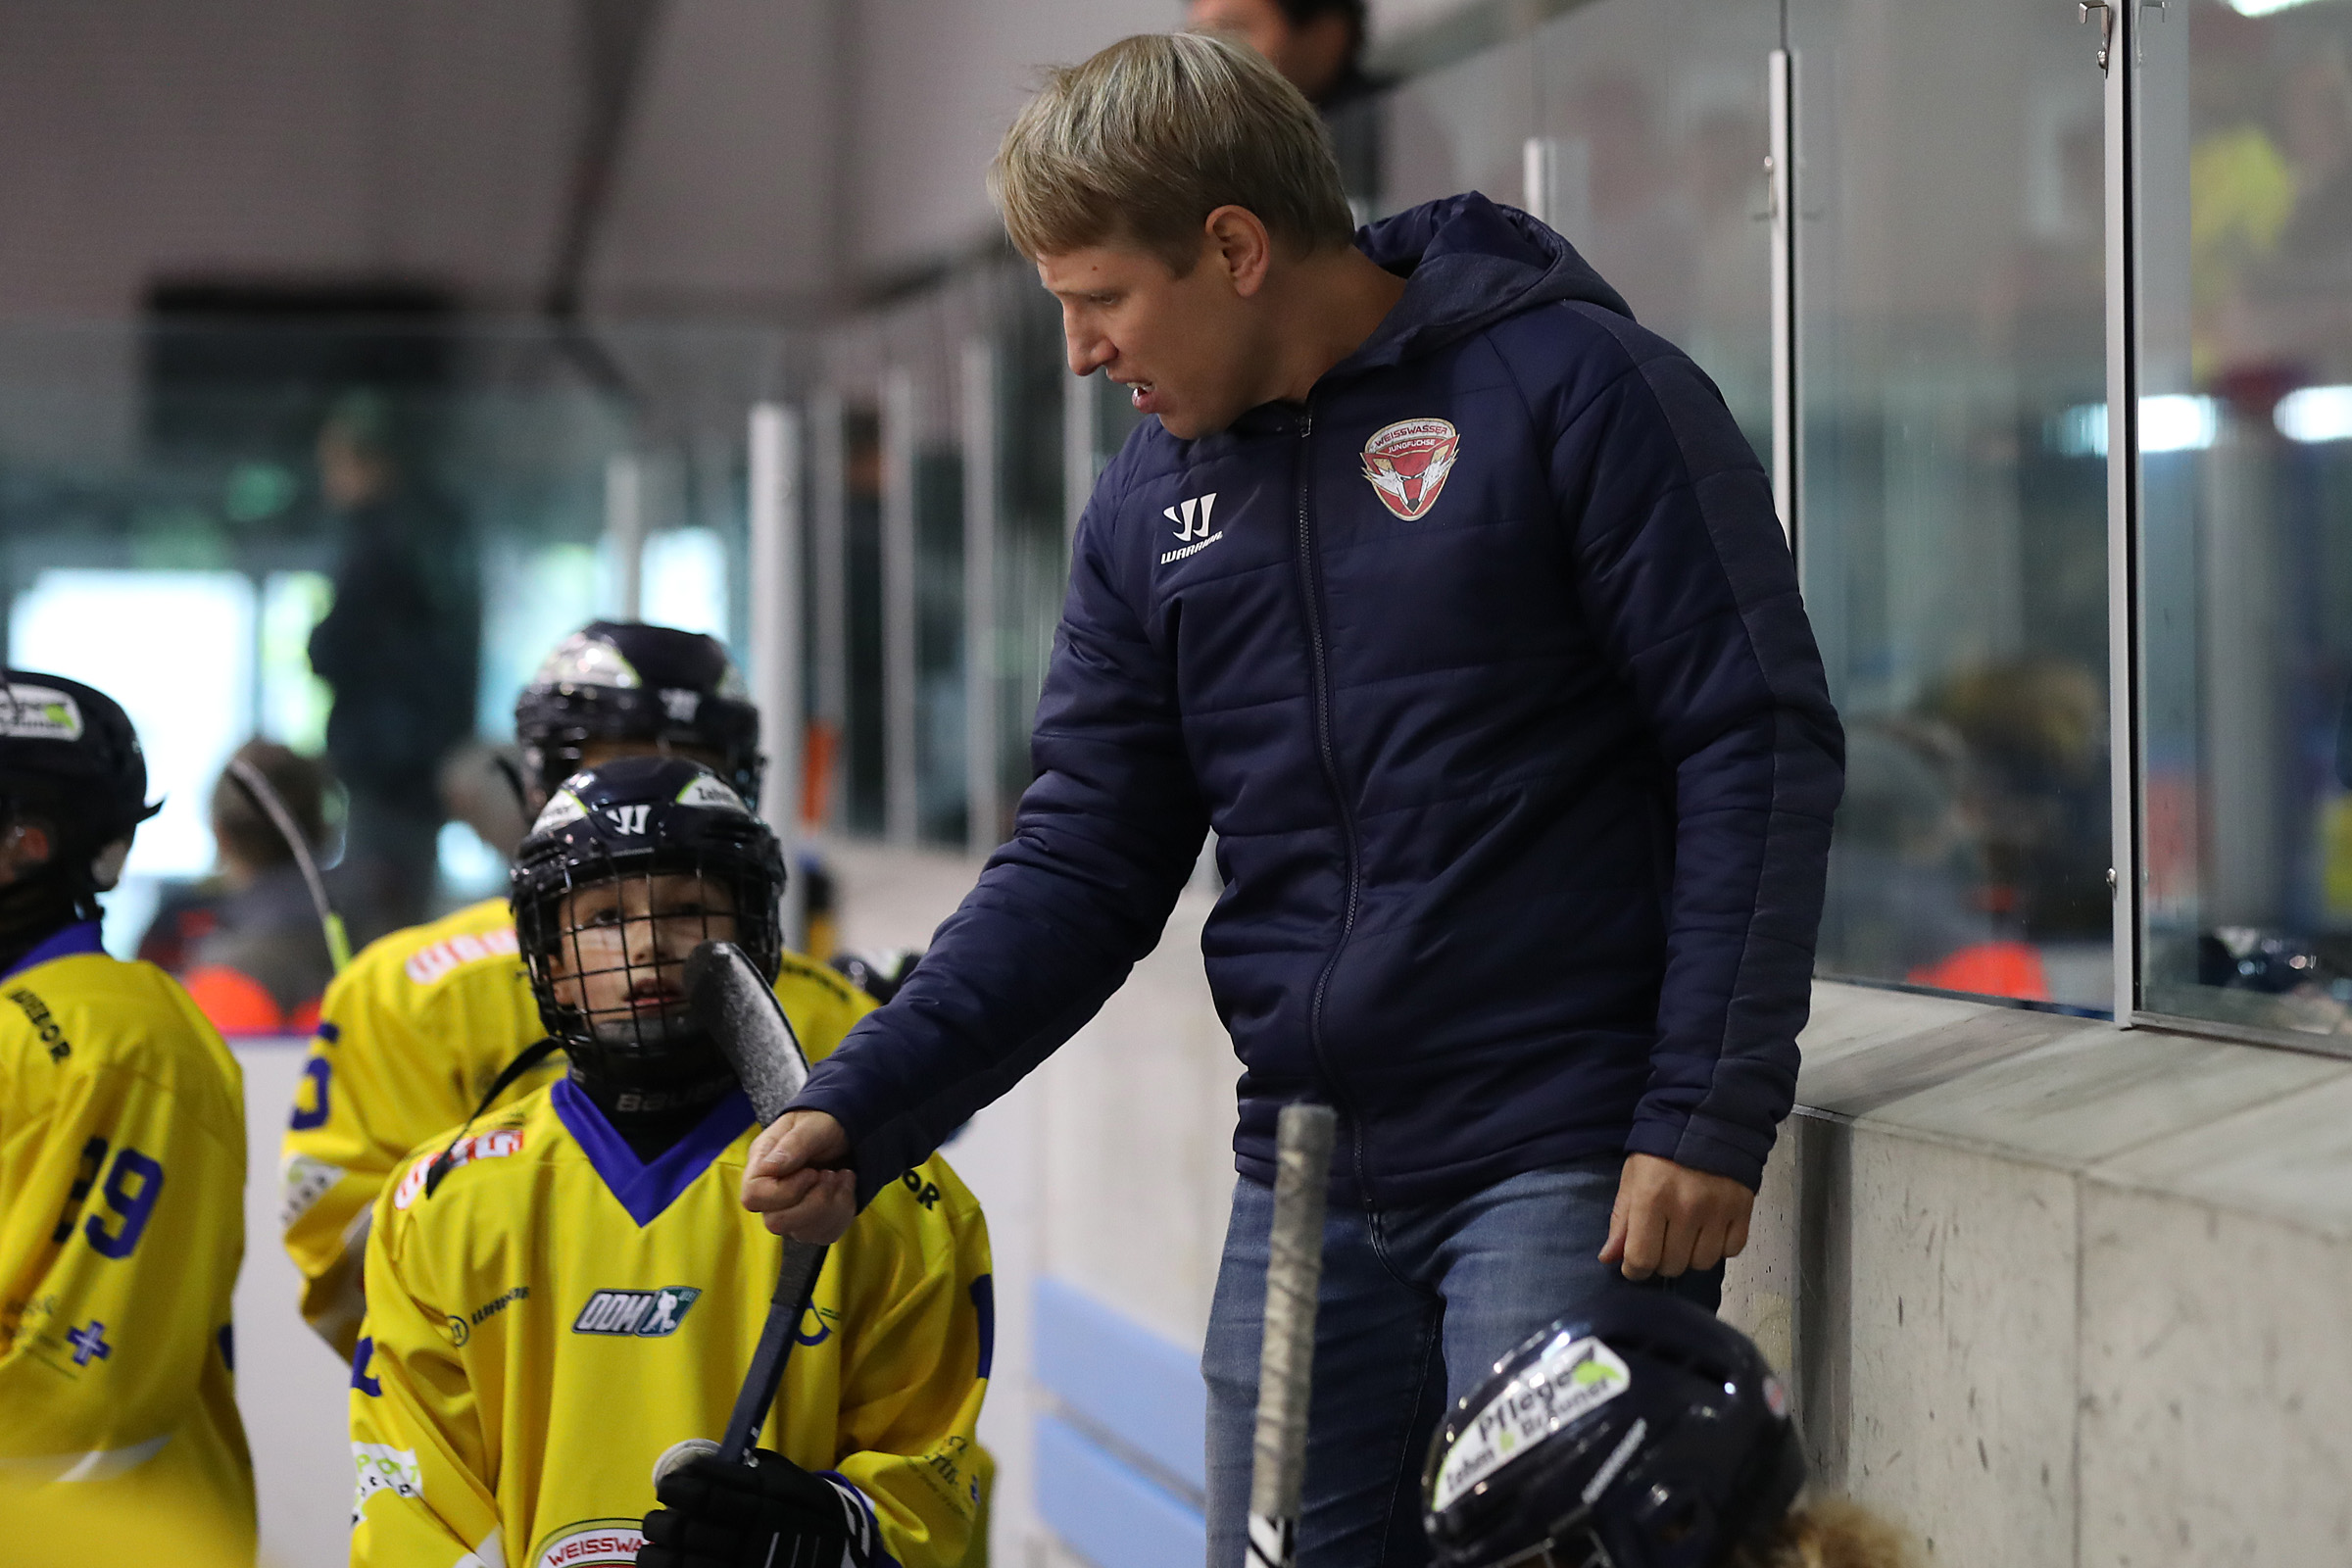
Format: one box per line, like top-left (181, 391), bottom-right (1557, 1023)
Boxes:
top-left (1361, 417), bottom-right (1461, 520)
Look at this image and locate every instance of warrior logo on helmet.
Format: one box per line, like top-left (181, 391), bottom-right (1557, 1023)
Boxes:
top-left (1361, 417), bottom-right (1462, 521)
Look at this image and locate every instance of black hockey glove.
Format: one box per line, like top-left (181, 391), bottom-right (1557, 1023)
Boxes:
top-left (638, 1448), bottom-right (876, 1568)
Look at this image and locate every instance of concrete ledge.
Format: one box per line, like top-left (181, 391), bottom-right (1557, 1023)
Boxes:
top-left (1724, 980), bottom-right (2352, 1565)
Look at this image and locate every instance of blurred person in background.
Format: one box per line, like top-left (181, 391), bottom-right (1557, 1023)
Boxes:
top-left (1814, 716), bottom-right (2027, 994)
top-left (281, 621), bottom-right (877, 1358)
top-left (0, 672), bottom-right (253, 1553)
top-left (143, 739), bottom-right (338, 1036)
top-left (306, 387), bottom-right (480, 947)
top-left (1189, 0), bottom-right (1384, 202)
top-left (436, 739), bottom-right (533, 867)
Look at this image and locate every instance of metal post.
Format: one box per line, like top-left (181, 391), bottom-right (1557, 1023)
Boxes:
top-left (1520, 135), bottom-right (1590, 238)
top-left (2101, 0), bottom-right (2142, 1025)
top-left (1064, 368), bottom-right (1098, 545)
top-left (606, 452), bottom-right (645, 619)
top-left (811, 390), bottom-right (848, 834)
top-left (961, 340), bottom-right (1002, 857)
top-left (1768, 49), bottom-right (1798, 552)
top-left (749, 402), bottom-right (805, 946)
top-left (880, 368), bottom-right (919, 848)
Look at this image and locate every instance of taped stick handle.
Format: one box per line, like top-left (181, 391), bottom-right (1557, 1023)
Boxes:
top-left (1245, 1102), bottom-right (1338, 1568)
top-left (716, 1237), bottom-right (828, 1464)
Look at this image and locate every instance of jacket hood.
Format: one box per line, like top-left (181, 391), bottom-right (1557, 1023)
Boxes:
top-left (1341, 191), bottom-right (1633, 372)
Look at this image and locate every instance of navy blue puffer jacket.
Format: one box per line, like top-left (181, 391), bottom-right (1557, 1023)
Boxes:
top-left (798, 194), bottom-right (1844, 1205)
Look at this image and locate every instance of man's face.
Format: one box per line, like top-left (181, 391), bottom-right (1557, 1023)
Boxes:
top-left (549, 871), bottom-right (738, 1047)
top-left (1041, 236), bottom-right (1270, 440)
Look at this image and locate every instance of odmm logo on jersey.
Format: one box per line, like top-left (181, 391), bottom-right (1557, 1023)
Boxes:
top-left (572, 1286), bottom-right (701, 1337)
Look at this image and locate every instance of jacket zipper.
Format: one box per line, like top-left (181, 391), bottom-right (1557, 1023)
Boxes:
top-left (1291, 405), bottom-right (1373, 1204)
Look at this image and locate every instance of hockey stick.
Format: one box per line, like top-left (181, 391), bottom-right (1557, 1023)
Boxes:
top-left (684, 939), bottom-right (829, 1467)
top-left (225, 755), bottom-right (352, 973)
top-left (1246, 1102), bottom-right (1338, 1568)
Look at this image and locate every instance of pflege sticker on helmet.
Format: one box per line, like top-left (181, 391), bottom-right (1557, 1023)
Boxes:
top-left (531, 789), bottom-right (590, 833)
top-left (1431, 1335), bottom-right (1634, 1513)
top-left (673, 773), bottom-right (750, 813)
top-left (0, 684), bottom-right (84, 743)
top-left (534, 634), bottom-right (642, 691)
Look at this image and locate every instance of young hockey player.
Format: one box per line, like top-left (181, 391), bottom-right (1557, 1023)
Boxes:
top-left (350, 757), bottom-right (991, 1568)
top-left (283, 621), bottom-right (877, 1355)
top-left (0, 672), bottom-right (255, 1550)
top-left (1421, 1294), bottom-right (1912, 1568)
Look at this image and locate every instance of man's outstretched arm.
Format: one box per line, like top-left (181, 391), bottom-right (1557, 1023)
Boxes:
top-left (752, 465), bottom-right (1209, 1229)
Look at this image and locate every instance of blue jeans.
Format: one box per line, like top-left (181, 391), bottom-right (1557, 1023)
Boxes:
top-left (1200, 1158), bottom-right (1723, 1568)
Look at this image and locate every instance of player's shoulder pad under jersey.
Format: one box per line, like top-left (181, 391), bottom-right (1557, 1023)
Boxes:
top-left (383, 1099), bottom-right (545, 1214)
top-left (774, 950), bottom-right (868, 1011)
top-left (868, 1149), bottom-right (985, 1245)
top-left (3, 950), bottom-right (242, 1124)
top-left (393, 899), bottom-right (521, 989)
top-left (7, 946), bottom-right (216, 1057)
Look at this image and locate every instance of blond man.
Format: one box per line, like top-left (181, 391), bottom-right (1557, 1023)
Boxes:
top-left (752, 34), bottom-right (1843, 1568)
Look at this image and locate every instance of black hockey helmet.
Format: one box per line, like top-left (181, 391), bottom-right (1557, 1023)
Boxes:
top-left (514, 621), bottom-right (763, 806)
top-left (0, 671), bottom-right (162, 911)
top-left (511, 756), bottom-right (785, 1078)
top-left (1422, 1295), bottom-right (1803, 1568)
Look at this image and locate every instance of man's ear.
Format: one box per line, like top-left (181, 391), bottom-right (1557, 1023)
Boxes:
top-left (1202, 206), bottom-right (1275, 299)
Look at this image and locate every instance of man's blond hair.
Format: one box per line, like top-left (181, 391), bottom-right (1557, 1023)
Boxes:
top-left (991, 32), bottom-right (1358, 270)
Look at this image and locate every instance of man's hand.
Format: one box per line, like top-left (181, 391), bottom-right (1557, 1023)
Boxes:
top-left (1598, 1152), bottom-right (1755, 1281)
top-left (742, 1110), bottom-right (858, 1244)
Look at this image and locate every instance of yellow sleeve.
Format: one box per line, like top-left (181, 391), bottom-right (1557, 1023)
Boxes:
top-left (280, 958), bottom-right (438, 1359)
top-left (0, 1055), bottom-right (243, 1474)
top-left (830, 1168), bottom-right (995, 1568)
top-left (775, 953), bottom-right (880, 1065)
top-left (348, 1169), bottom-right (506, 1568)
top-left (284, 918), bottom-right (550, 1361)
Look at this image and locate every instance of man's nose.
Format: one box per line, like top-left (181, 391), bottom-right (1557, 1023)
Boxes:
top-left (1064, 322), bottom-right (1114, 379)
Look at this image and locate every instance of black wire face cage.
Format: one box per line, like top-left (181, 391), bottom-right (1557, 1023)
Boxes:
top-left (514, 839), bottom-right (782, 1076)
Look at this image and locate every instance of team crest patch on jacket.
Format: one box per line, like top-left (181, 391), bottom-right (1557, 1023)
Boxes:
top-left (1361, 417), bottom-right (1461, 520)
top-left (403, 926), bottom-right (520, 986)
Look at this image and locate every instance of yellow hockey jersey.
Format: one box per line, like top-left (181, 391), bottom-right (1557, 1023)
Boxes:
top-left (0, 921), bottom-right (255, 1554)
top-left (283, 896), bottom-right (878, 1355)
top-left (351, 1081), bottom-right (993, 1568)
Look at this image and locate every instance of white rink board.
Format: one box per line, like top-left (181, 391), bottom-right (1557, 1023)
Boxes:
top-left (232, 1040), bottom-right (360, 1568)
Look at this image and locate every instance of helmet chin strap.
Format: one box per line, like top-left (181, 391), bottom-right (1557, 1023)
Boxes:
top-left (566, 1028), bottom-right (742, 1154)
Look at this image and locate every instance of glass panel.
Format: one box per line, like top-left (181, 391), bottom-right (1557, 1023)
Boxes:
top-left (914, 434), bottom-right (968, 848)
top-left (1374, 0), bottom-right (1779, 454)
top-left (2136, 0), bottom-right (2352, 1040)
top-left (842, 402), bottom-right (888, 838)
top-left (0, 320), bottom-right (787, 989)
top-left (989, 276), bottom-right (1073, 846)
top-left (1792, 0), bottom-right (2113, 1011)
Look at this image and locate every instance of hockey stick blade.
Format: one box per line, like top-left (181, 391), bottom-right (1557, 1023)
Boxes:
top-left (685, 939), bottom-right (826, 1465)
top-left (1246, 1102), bottom-right (1337, 1568)
top-left (686, 940), bottom-right (810, 1122)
